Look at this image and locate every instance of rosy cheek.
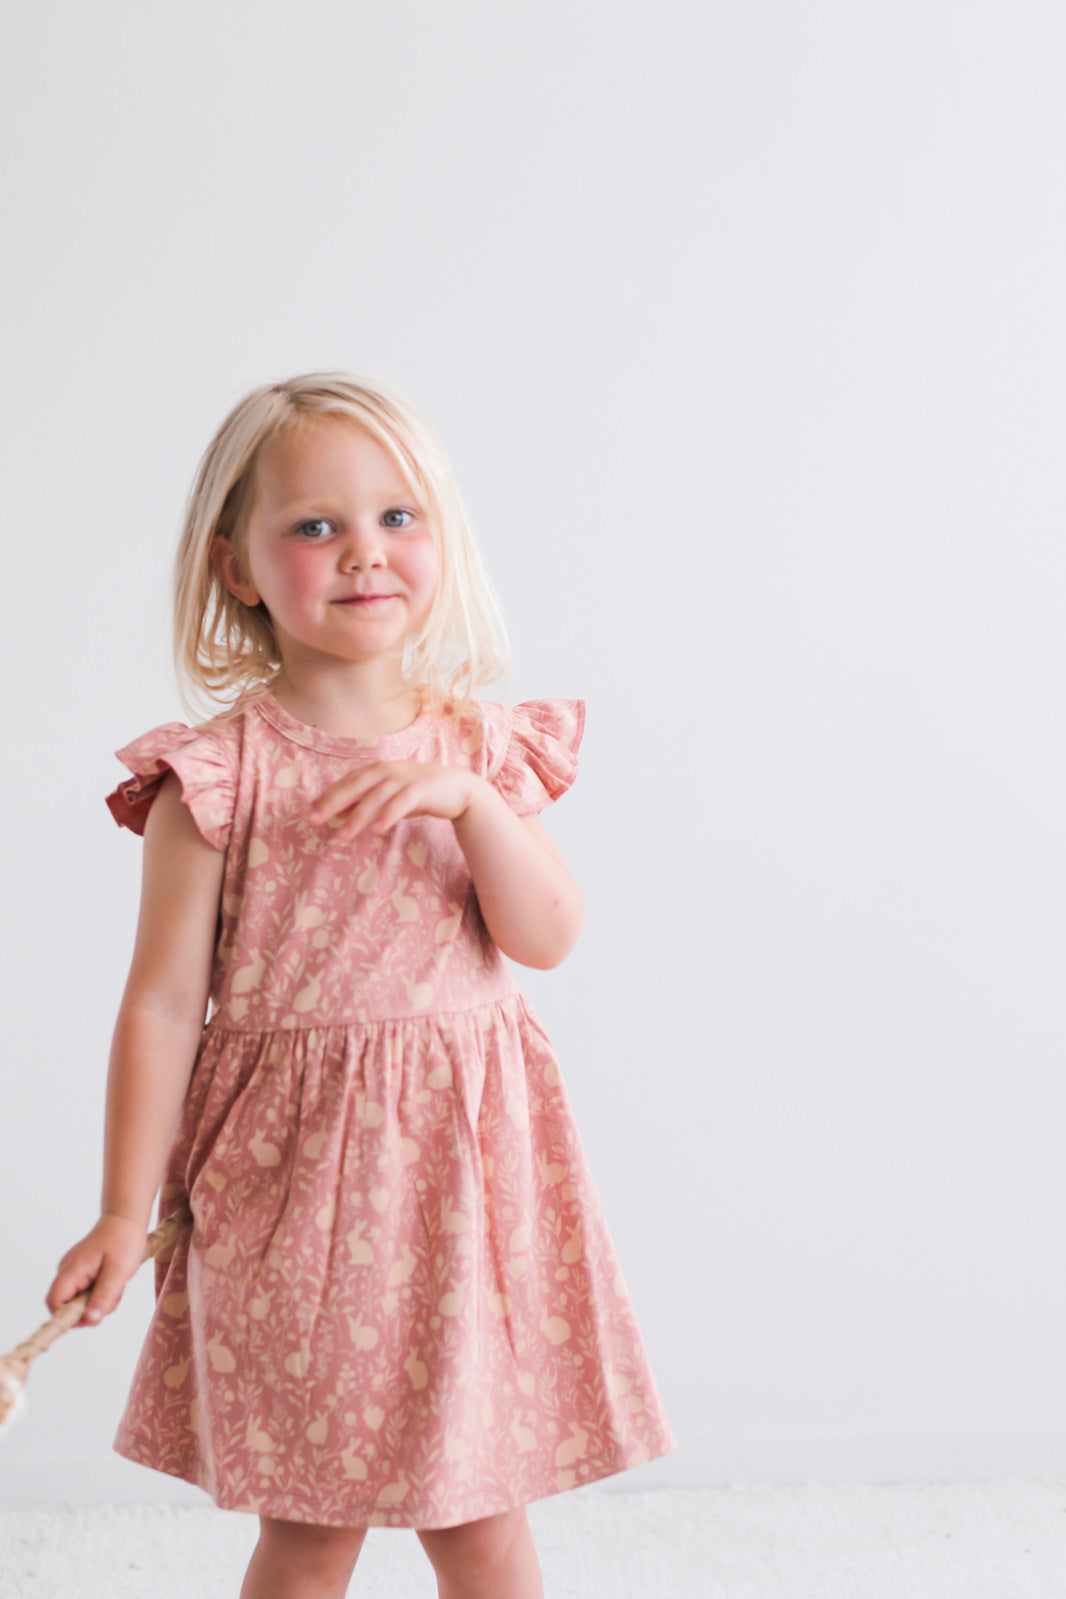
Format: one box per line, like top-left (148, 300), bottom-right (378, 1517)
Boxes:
top-left (412, 541), bottom-right (441, 595)
top-left (270, 544), bottom-right (325, 600)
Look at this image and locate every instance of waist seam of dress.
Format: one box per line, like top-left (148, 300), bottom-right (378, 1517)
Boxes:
top-left (202, 992), bottom-right (525, 1036)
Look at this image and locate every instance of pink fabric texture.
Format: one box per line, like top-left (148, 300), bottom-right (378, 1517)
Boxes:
top-left (108, 693), bottom-right (676, 1528)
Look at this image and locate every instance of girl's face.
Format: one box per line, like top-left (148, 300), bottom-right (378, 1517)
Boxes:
top-left (216, 419), bottom-right (440, 678)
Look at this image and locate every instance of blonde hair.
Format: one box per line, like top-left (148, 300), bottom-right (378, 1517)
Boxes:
top-left (173, 371), bottom-right (511, 718)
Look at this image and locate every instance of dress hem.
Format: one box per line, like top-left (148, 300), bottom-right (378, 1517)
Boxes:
top-left (112, 1428), bottom-right (679, 1530)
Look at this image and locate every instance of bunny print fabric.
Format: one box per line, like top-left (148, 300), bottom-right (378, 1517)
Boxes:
top-left (107, 693), bottom-right (676, 1529)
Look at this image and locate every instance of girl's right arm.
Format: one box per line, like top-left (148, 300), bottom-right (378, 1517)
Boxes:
top-left (45, 771), bottom-right (225, 1327)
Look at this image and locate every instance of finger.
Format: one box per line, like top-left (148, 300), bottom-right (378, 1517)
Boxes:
top-left (328, 775), bottom-right (407, 839)
top-left (335, 779), bottom-right (414, 841)
top-left (367, 784), bottom-right (431, 836)
top-left (46, 1257), bottom-right (100, 1315)
top-left (82, 1262), bottom-right (128, 1327)
top-left (308, 765), bottom-right (391, 823)
top-left (310, 779), bottom-right (388, 827)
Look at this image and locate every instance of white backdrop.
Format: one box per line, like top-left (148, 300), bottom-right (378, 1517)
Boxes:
top-left (1, 0), bottom-right (1063, 1509)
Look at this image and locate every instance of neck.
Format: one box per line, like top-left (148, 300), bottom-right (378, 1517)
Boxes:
top-left (270, 658), bottom-right (424, 740)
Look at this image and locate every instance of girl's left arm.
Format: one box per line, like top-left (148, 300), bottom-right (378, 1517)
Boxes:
top-left (309, 763), bottom-right (583, 969)
top-left (451, 781), bottom-right (583, 969)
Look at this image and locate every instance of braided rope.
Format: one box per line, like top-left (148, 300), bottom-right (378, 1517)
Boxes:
top-left (0, 1205), bottom-right (193, 1435)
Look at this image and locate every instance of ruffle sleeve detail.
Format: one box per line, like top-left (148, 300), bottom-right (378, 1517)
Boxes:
top-left (106, 722), bottom-right (238, 853)
top-left (489, 699), bottom-right (585, 815)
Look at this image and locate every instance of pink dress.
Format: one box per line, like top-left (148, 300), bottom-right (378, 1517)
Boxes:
top-left (106, 692), bottom-right (676, 1529)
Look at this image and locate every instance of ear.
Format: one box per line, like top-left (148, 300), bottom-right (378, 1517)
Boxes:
top-left (211, 536), bottom-right (260, 606)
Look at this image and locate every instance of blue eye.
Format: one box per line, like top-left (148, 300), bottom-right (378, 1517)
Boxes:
top-left (296, 519), bottom-right (332, 540)
top-left (382, 509), bottom-right (414, 529)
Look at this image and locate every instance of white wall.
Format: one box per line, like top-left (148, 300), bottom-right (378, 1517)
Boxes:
top-left (1, 0), bottom-right (1063, 1508)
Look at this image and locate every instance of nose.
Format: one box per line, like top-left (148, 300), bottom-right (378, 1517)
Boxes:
top-left (337, 520), bottom-right (387, 571)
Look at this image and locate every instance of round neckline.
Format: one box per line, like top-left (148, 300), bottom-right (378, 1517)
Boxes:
top-left (252, 692), bottom-right (437, 757)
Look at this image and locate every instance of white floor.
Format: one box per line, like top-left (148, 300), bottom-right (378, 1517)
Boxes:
top-left (1, 1482), bottom-right (1065, 1598)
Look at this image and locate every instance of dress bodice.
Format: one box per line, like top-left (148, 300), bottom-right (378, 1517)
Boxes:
top-left (107, 693), bottom-right (585, 1029)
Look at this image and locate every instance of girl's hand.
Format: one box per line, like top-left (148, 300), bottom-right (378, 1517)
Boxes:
top-left (45, 1214), bottom-right (149, 1328)
top-left (312, 759), bottom-right (583, 967)
top-left (308, 761), bottom-right (480, 842)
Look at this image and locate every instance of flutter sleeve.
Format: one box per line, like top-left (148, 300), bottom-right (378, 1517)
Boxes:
top-left (487, 699), bottom-right (586, 815)
top-left (105, 722), bottom-right (239, 853)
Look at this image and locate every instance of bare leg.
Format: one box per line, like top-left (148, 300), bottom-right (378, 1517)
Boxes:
top-left (417, 1506), bottom-right (544, 1599)
top-left (239, 1516), bottom-right (368, 1599)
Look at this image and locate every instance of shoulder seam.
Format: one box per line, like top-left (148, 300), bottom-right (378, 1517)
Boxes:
top-left (191, 711), bottom-right (244, 772)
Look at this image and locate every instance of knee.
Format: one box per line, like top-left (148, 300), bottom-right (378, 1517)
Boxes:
top-left (419, 1506), bottom-right (528, 1580)
top-left (257, 1516), bottom-right (367, 1584)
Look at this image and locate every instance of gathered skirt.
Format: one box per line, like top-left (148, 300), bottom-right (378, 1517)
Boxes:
top-left (113, 991), bottom-right (677, 1527)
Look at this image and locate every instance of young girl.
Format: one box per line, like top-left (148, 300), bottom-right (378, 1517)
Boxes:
top-left (46, 372), bottom-right (676, 1598)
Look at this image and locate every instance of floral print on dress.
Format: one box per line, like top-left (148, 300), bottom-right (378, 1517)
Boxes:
top-left (107, 694), bottom-right (676, 1529)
